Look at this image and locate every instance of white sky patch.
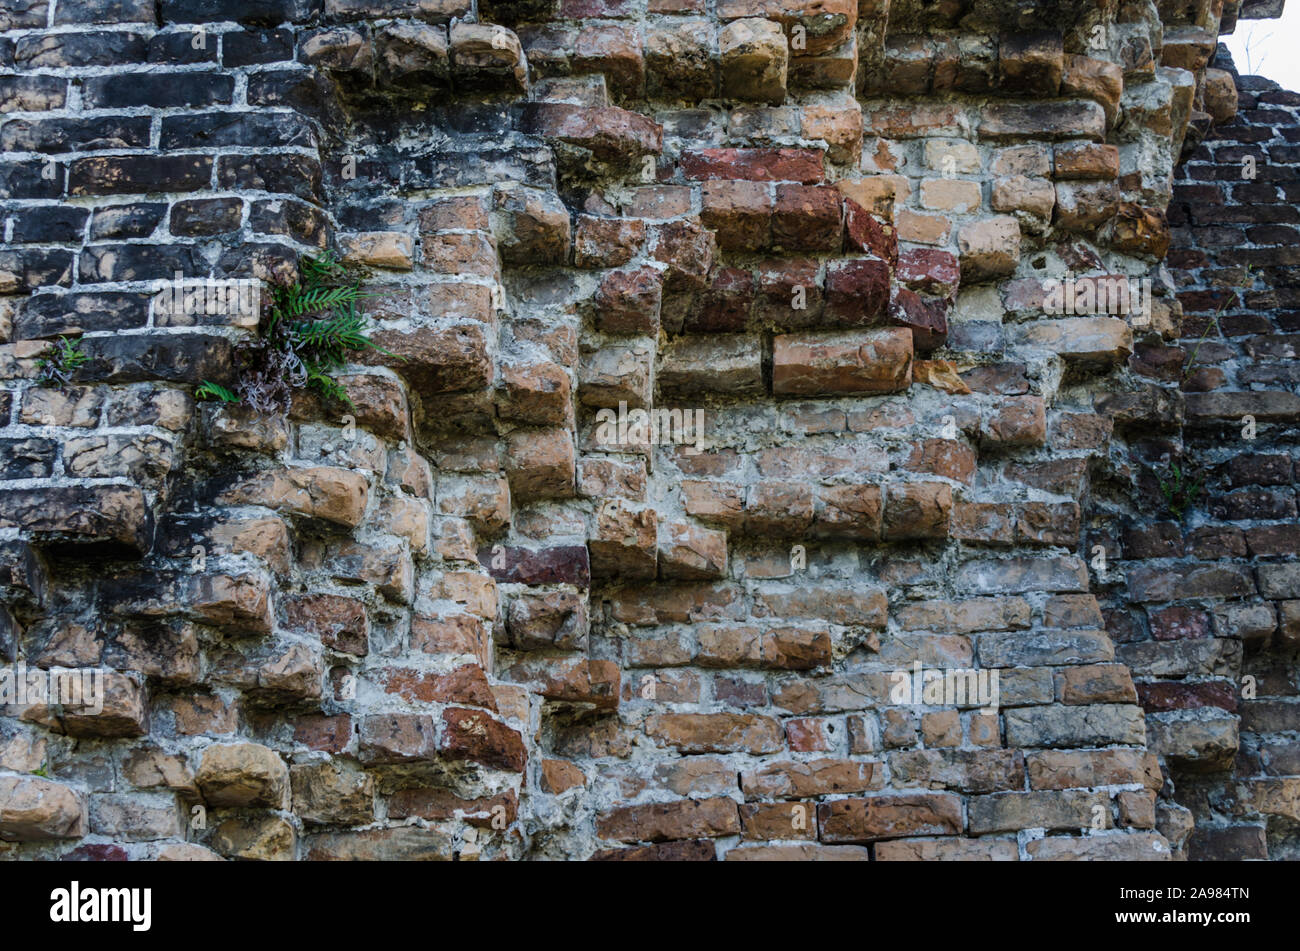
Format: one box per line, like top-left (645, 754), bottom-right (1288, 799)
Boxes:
top-left (1220, 5), bottom-right (1300, 92)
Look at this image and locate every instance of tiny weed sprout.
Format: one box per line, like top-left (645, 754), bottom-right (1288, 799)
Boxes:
top-left (35, 335), bottom-right (88, 390)
top-left (197, 251), bottom-right (392, 415)
top-left (1155, 460), bottom-right (1204, 521)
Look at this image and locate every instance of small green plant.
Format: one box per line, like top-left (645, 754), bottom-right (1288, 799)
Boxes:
top-left (30, 763), bottom-right (49, 778)
top-left (35, 335), bottom-right (88, 389)
top-left (195, 380), bottom-right (239, 403)
top-left (197, 251), bottom-right (390, 414)
top-left (1155, 460), bottom-right (1204, 520)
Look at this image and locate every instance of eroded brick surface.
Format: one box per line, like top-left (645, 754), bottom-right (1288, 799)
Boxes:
top-left (0, 0), bottom-right (1293, 863)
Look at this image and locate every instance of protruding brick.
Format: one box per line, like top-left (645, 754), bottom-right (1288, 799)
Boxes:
top-left (719, 18), bottom-right (788, 103)
top-left (196, 743), bottom-right (288, 808)
top-left (772, 328), bottom-right (913, 396)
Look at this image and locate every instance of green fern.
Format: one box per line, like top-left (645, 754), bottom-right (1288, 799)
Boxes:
top-left (295, 310), bottom-right (367, 351)
top-left (305, 367), bottom-right (354, 407)
top-left (278, 286), bottom-right (364, 320)
top-left (294, 310), bottom-right (391, 361)
top-left (209, 251), bottom-right (390, 415)
top-left (35, 335), bottom-right (88, 389)
top-left (1156, 461), bottom-right (1204, 520)
top-left (196, 380), bottom-right (240, 404)
top-left (298, 249), bottom-right (346, 289)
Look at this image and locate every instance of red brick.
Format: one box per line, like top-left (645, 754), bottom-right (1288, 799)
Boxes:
top-left (772, 328), bottom-right (913, 396)
top-left (681, 148), bottom-right (825, 183)
top-left (824, 257), bottom-right (891, 326)
top-left (439, 707), bottom-right (526, 772)
top-left (772, 184), bottom-right (843, 251)
top-left (596, 797), bottom-right (740, 842)
top-left (818, 794), bottom-right (963, 842)
top-left (700, 180), bottom-right (773, 251)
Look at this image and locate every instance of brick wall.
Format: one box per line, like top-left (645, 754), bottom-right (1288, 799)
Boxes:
top-left (0, 0), bottom-right (1292, 861)
top-left (1152, 51), bottom-right (1300, 860)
